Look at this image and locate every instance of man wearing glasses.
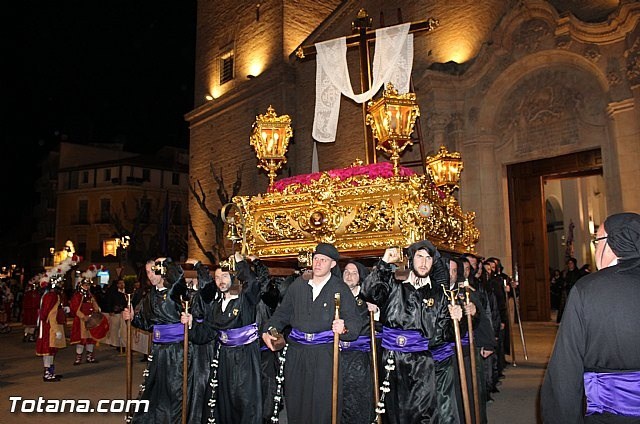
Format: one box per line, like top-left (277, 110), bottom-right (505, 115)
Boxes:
top-left (541, 212), bottom-right (640, 423)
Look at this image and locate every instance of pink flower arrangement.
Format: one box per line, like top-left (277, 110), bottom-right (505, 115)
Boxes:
top-left (271, 162), bottom-right (416, 192)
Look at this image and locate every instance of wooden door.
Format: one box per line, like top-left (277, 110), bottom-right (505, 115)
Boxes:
top-left (508, 168), bottom-right (549, 321)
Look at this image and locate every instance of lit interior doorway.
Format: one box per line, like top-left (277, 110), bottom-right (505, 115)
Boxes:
top-left (544, 173), bottom-right (606, 321)
top-left (508, 148), bottom-right (603, 321)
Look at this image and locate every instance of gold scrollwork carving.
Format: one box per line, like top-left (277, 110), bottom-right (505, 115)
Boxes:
top-left (232, 168), bottom-right (479, 259)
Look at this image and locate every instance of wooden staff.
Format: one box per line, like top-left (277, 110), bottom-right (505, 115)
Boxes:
top-left (465, 290), bottom-right (481, 424)
top-left (182, 301), bottom-right (189, 424)
top-left (448, 289), bottom-right (472, 424)
top-left (332, 293), bottom-right (341, 424)
top-left (126, 294), bottom-right (132, 402)
top-left (369, 311), bottom-right (381, 424)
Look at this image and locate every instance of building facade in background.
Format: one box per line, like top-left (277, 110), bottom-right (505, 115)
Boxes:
top-left (34, 142), bottom-right (189, 279)
top-left (187, 0), bottom-right (640, 319)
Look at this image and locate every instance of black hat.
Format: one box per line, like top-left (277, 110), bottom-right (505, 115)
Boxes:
top-left (313, 243), bottom-right (340, 261)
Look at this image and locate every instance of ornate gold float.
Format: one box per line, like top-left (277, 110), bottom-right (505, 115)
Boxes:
top-left (231, 162), bottom-right (478, 259)
top-left (229, 97), bottom-right (479, 261)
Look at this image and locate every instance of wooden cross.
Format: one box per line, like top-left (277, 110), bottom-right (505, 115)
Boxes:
top-left (296, 9), bottom-right (439, 165)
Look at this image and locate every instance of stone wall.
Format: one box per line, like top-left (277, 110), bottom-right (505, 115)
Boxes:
top-left (188, 0), bottom-right (640, 265)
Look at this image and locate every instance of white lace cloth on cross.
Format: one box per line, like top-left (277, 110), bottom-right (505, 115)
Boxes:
top-left (313, 23), bottom-right (413, 143)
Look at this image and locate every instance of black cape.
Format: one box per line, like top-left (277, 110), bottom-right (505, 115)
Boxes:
top-left (341, 291), bottom-right (375, 424)
top-left (541, 265), bottom-right (640, 423)
top-left (266, 272), bottom-right (363, 424)
top-left (190, 259), bottom-right (263, 424)
top-left (362, 258), bottom-right (454, 424)
top-left (131, 285), bottom-right (190, 424)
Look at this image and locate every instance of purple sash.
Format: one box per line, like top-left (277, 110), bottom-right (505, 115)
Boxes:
top-left (218, 323), bottom-right (259, 347)
top-left (432, 333), bottom-right (470, 362)
top-left (289, 328), bottom-right (334, 345)
top-left (381, 327), bottom-right (429, 353)
top-left (339, 335), bottom-right (371, 352)
top-left (152, 323), bottom-right (184, 344)
top-left (584, 371), bottom-right (640, 417)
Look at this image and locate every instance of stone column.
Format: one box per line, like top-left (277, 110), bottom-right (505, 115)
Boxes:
top-left (461, 134), bottom-right (509, 263)
top-left (606, 97), bottom-right (640, 212)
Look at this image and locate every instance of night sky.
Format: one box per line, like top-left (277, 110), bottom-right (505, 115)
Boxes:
top-left (3, 2), bottom-right (197, 259)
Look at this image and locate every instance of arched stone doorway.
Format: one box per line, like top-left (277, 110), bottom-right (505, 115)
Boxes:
top-left (474, 49), bottom-right (611, 320)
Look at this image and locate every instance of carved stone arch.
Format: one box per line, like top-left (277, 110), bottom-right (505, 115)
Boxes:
top-left (476, 50), bottom-right (610, 161)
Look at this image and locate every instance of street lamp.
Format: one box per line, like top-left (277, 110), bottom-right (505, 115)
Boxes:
top-left (116, 235), bottom-right (131, 277)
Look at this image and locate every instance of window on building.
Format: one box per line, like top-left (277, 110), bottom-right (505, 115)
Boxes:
top-left (82, 171), bottom-right (89, 184)
top-left (77, 235), bottom-right (87, 257)
top-left (220, 51), bottom-right (234, 84)
top-left (100, 198), bottom-right (111, 223)
top-left (171, 201), bottom-right (182, 225)
top-left (78, 200), bottom-right (88, 224)
top-left (142, 169), bottom-right (151, 182)
top-left (172, 172), bottom-right (180, 185)
top-left (104, 168), bottom-right (112, 181)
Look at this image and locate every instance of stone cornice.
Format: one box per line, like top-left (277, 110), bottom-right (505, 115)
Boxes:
top-left (555, 1), bottom-right (640, 44)
top-left (606, 97), bottom-right (635, 117)
top-left (185, 66), bottom-right (293, 128)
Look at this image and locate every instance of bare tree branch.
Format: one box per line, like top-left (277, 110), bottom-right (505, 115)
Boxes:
top-left (189, 162), bottom-right (243, 262)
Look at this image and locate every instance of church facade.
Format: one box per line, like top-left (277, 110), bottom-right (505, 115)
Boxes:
top-left (186, 0), bottom-right (640, 320)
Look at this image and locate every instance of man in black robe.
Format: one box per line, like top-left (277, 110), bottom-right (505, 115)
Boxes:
top-left (262, 243), bottom-right (363, 424)
top-left (541, 212), bottom-right (640, 423)
top-left (186, 252), bottom-right (263, 424)
top-left (460, 255), bottom-right (496, 423)
top-left (123, 257), bottom-right (191, 424)
top-left (182, 259), bottom-right (217, 424)
top-left (341, 261), bottom-right (376, 424)
top-left (431, 257), bottom-right (480, 424)
top-left (361, 240), bottom-right (460, 424)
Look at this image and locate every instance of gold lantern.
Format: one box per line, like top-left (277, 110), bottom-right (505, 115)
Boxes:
top-left (366, 83), bottom-right (420, 176)
top-left (250, 105), bottom-right (293, 188)
top-left (425, 145), bottom-right (464, 196)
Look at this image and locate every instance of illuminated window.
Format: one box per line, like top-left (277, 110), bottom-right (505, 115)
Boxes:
top-left (220, 51), bottom-right (234, 85)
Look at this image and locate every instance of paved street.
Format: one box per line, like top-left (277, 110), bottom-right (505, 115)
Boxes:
top-left (0, 320), bottom-right (558, 423)
top-left (0, 320), bottom-right (147, 424)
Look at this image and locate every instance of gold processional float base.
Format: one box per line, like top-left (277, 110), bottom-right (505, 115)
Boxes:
top-left (229, 161), bottom-right (479, 270)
